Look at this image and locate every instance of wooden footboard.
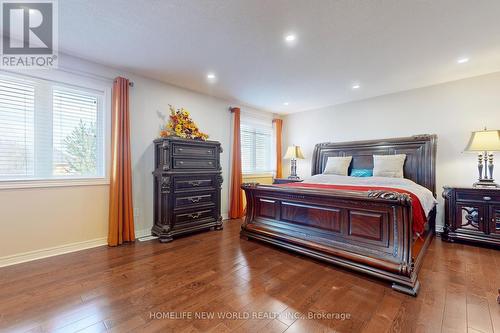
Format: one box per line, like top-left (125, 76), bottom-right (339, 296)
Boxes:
top-left (241, 183), bottom-right (435, 296)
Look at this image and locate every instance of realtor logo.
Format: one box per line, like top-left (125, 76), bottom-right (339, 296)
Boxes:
top-left (1, 0), bottom-right (58, 68)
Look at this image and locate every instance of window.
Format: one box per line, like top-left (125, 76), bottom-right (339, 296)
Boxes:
top-left (241, 121), bottom-right (274, 174)
top-left (0, 73), bottom-right (106, 182)
top-left (0, 78), bottom-right (35, 178)
top-left (52, 89), bottom-right (102, 177)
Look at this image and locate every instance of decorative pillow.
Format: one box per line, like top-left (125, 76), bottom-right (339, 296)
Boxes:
top-left (323, 156), bottom-right (352, 176)
top-left (373, 154), bottom-right (406, 178)
top-left (350, 168), bottom-right (373, 177)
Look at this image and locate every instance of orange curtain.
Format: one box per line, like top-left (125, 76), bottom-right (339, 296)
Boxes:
top-left (229, 107), bottom-right (245, 219)
top-left (108, 77), bottom-right (135, 246)
top-left (273, 118), bottom-right (283, 178)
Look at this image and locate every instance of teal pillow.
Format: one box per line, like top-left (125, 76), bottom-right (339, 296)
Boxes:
top-left (350, 168), bottom-right (373, 177)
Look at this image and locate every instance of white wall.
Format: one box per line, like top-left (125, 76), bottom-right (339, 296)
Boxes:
top-left (283, 72), bottom-right (500, 230)
top-left (127, 73), bottom-right (236, 234)
top-left (0, 54), bottom-right (270, 262)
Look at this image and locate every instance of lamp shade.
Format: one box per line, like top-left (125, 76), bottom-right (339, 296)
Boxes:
top-left (284, 146), bottom-right (305, 159)
top-left (464, 129), bottom-right (500, 152)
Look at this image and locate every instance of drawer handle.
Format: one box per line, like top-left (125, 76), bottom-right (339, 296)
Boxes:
top-left (483, 196), bottom-right (492, 201)
top-left (189, 197), bottom-right (202, 203)
top-left (179, 161), bottom-right (184, 165)
top-left (208, 161), bottom-right (213, 165)
top-left (178, 148), bottom-right (183, 151)
top-left (188, 181), bottom-right (201, 187)
top-left (207, 150), bottom-right (212, 153)
top-left (188, 213), bottom-right (201, 219)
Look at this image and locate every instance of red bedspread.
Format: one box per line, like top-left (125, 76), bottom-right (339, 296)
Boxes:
top-left (277, 182), bottom-right (427, 235)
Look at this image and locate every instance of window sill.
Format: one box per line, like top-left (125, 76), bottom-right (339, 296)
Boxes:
top-left (242, 173), bottom-right (274, 179)
top-left (0, 178), bottom-right (110, 190)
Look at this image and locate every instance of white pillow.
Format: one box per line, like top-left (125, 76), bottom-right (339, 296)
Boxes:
top-left (373, 154), bottom-right (406, 178)
top-left (323, 156), bottom-right (352, 176)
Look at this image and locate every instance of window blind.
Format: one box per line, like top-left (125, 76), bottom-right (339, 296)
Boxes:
top-left (0, 77), bottom-right (35, 179)
top-left (0, 73), bottom-right (105, 181)
top-left (241, 122), bottom-right (273, 174)
top-left (53, 89), bottom-right (101, 177)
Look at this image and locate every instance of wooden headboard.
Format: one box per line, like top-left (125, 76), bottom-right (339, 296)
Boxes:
top-left (311, 134), bottom-right (437, 196)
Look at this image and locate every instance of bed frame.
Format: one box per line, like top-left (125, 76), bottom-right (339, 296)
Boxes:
top-left (241, 134), bottom-right (437, 295)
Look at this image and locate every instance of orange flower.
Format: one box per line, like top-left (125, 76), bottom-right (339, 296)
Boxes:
top-left (159, 129), bottom-right (171, 137)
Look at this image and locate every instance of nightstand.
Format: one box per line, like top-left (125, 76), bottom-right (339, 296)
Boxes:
top-left (442, 186), bottom-right (500, 247)
top-left (273, 178), bottom-right (304, 185)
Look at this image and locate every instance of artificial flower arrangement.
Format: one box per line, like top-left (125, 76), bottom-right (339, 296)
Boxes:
top-left (159, 105), bottom-right (209, 141)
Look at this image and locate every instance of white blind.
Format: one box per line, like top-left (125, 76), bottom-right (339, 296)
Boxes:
top-left (0, 73), bottom-right (105, 181)
top-left (241, 122), bottom-right (273, 174)
top-left (53, 89), bottom-right (100, 177)
top-left (0, 77), bottom-right (35, 179)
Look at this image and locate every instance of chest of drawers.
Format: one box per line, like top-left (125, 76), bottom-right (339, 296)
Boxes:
top-left (152, 137), bottom-right (223, 242)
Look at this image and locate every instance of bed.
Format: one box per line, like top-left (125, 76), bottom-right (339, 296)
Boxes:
top-left (240, 134), bottom-right (437, 295)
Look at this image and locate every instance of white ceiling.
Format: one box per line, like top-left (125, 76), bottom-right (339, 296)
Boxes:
top-left (58, 0), bottom-right (500, 113)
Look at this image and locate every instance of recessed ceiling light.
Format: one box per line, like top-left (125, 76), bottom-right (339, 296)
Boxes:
top-left (207, 73), bottom-right (216, 80)
top-left (352, 84), bottom-right (361, 89)
top-left (457, 57), bottom-right (469, 64)
top-left (283, 102), bottom-right (289, 106)
top-left (284, 33), bottom-right (297, 46)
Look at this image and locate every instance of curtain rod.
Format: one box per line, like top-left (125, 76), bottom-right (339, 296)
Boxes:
top-left (56, 66), bottom-right (134, 87)
top-left (1, 66), bottom-right (134, 87)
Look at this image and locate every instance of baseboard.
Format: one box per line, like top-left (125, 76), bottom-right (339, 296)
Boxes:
top-left (135, 228), bottom-right (152, 238)
top-left (0, 237), bottom-right (107, 268)
top-left (2, 214), bottom-right (232, 268)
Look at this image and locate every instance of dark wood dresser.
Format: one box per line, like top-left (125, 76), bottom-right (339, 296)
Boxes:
top-left (442, 186), bottom-right (500, 247)
top-left (152, 137), bottom-right (223, 243)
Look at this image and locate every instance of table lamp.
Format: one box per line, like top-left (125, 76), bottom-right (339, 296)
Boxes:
top-left (284, 145), bottom-right (305, 179)
top-left (464, 128), bottom-right (500, 187)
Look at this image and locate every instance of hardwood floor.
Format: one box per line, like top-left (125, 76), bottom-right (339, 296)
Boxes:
top-left (0, 220), bottom-right (499, 333)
